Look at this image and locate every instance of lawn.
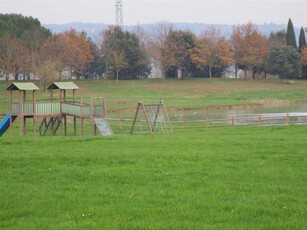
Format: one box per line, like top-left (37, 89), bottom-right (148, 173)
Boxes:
top-left (1, 78), bottom-right (307, 113)
top-left (0, 126), bottom-right (306, 229)
top-left (0, 78), bottom-right (306, 229)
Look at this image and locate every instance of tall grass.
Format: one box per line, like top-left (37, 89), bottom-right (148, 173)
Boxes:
top-left (1, 126), bottom-right (306, 229)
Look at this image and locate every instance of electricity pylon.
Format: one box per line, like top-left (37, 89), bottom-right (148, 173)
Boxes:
top-left (115, 0), bottom-right (123, 27)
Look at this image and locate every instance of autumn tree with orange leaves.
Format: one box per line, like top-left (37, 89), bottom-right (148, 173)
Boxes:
top-left (58, 29), bottom-right (93, 79)
top-left (0, 33), bottom-right (29, 80)
top-left (190, 28), bottom-right (233, 78)
top-left (231, 23), bottom-right (268, 78)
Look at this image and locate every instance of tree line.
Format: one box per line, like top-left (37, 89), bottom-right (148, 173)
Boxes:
top-left (0, 14), bottom-right (306, 86)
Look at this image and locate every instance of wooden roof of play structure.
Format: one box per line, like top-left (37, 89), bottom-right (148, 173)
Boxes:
top-left (6, 82), bottom-right (39, 91)
top-left (47, 82), bottom-right (79, 90)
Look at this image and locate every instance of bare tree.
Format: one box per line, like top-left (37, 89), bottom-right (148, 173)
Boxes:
top-left (148, 21), bottom-right (173, 81)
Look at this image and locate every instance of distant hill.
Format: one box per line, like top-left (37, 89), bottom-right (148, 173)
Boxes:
top-left (44, 22), bottom-right (300, 41)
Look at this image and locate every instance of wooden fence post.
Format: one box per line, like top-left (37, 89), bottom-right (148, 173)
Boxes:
top-left (183, 119), bottom-right (187, 129)
top-left (119, 116), bottom-right (122, 130)
top-left (258, 115), bottom-right (262, 126)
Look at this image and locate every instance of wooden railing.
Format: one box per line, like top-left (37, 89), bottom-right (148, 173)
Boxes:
top-left (12, 102), bottom-right (61, 115)
top-left (11, 101), bottom-right (104, 117)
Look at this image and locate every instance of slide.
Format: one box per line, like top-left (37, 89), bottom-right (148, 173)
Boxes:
top-left (93, 118), bottom-right (113, 136)
top-left (0, 113), bottom-right (17, 137)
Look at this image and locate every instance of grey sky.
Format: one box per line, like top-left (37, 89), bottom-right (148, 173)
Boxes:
top-left (1, 0), bottom-right (306, 27)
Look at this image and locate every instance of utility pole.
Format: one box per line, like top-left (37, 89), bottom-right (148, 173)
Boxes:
top-left (115, 0), bottom-right (123, 28)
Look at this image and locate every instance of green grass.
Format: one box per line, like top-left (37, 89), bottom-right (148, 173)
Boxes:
top-left (1, 126), bottom-right (306, 229)
top-left (0, 78), bottom-right (307, 228)
top-left (1, 78), bottom-right (307, 113)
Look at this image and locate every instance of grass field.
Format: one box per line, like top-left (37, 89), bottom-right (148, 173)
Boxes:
top-left (0, 126), bottom-right (306, 229)
top-left (0, 79), bottom-right (307, 229)
top-left (1, 79), bottom-right (307, 113)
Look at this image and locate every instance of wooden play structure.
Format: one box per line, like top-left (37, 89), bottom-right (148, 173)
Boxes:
top-left (131, 99), bottom-right (173, 134)
top-left (0, 82), bottom-right (172, 137)
top-left (3, 82), bottom-right (110, 137)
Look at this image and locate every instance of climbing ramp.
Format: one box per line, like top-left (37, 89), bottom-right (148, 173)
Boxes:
top-left (93, 118), bottom-right (113, 136)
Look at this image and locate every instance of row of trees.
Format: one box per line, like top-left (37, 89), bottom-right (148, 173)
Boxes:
top-left (0, 14), bottom-right (306, 86)
top-left (0, 14), bottom-right (93, 88)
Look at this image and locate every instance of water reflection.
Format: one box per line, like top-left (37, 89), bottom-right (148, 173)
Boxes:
top-left (169, 104), bottom-right (307, 122)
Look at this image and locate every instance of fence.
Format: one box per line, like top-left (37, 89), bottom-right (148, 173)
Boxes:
top-left (172, 112), bottom-right (307, 129)
top-left (1, 112), bottom-right (307, 135)
top-left (107, 112), bottom-right (307, 132)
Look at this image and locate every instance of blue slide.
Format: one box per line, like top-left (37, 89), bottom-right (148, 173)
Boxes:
top-left (0, 113), bottom-right (17, 137)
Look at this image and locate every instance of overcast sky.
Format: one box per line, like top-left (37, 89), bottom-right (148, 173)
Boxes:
top-left (1, 0), bottom-right (306, 27)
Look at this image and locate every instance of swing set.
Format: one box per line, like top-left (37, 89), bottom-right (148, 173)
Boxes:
top-left (130, 99), bottom-right (173, 134)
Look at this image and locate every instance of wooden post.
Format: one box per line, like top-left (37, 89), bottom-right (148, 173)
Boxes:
top-left (63, 115), bottom-right (67, 136)
top-left (73, 89), bottom-right (76, 103)
top-left (51, 118), bottom-right (55, 136)
top-left (73, 117), bottom-right (77, 136)
top-left (59, 89), bottom-right (62, 103)
top-left (9, 90), bottom-right (13, 136)
top-left (258, 115), bottom-right (262, 126)
top-left (33, 90), bottom-right (36, 136)
top-left (81, 118), bottom-right (84, 136)
top-left (91, 97), bottom-right (94, 136)
top-left (232, 116), bottom-right (235, 126)
top-left (103, 97), bottom-right (107, 118)
top-left (131, 102), bottom-right (141, 134)
top-left (23, 116), bottom-right (26, 136)
top-left (63, 90), bottom-right (66, 102)
top-left (286, 113), bottom-right (290, 125)
top-left (80, 98), bottom-right (83, 117)
top-left (119, 115), bottom-right (122, 130)
top-left (183, 119), bottom-right (187, 129)
top-left (19, 91), bottom-right (22, 136)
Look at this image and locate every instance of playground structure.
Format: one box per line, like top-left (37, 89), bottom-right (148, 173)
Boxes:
top-left (103, 99), bottom-right (173, 135)
top-left (131, 100), bottom-right (173, 134)
top-left (0, 82), bottom-right (172, 137)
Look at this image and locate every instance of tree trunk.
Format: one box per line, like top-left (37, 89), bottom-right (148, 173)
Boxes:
top-left (161, 65), bottom-right (166, 84)
top-left (209, 65), bottom-right (212, 79)
top-left (14, 72), bottom-right (19, 80)
top-left (116, 70), bottom-right (119, 84)
top-left (252, 66), bottom-right (257, 79)
top-left (105, 62), bottom-right (109, 79)
top-left (70, 68), bottom-right (73, 79)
